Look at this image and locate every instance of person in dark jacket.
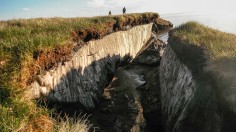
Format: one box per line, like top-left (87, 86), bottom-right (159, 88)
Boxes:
top-left (123, 7), bottom-right (126, 14)
top-left (109, 11), bottom-right (112, 15)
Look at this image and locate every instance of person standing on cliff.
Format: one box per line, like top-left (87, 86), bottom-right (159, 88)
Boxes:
top-left (123, 7), bottom-right (126, 14)
top-left (109, 11), bottom-right (112, 15)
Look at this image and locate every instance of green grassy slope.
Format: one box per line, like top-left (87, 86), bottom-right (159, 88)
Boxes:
top-left (169, 21), bottom-right (236, 79)
top-left (168, 22), bottom-right (236, 128)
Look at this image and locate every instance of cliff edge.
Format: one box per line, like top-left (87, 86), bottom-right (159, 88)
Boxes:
top-left (0, 13), bottom-right (173, 131)
top-left (160, 21), bottom-right (236, 132)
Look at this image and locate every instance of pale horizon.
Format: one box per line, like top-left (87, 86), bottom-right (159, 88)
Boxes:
top-left (1, 0), bottom-right (235, 20)
top-left (1, 0), bottom-right (236, 34)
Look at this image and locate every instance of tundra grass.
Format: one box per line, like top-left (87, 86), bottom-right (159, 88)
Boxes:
top-left (0, 13), bottom-right (158, 131)
top-left (169, 21), bottom-right (236, 93)
top-left (169, 21), bottom-right (236, 59)
top-left (169, 22), bottom-right (236, 71)
top-left (53, 113), bottom-right (93, 132)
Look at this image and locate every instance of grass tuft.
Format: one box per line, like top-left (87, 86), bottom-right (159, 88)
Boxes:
top-left (54, 113), bottom-right (93, 132)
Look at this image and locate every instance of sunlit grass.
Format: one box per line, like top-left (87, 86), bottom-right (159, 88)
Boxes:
top-left (53, 113), bottom-right (93, 132)
top-left (169, 21), bottom-right (236, 90)
top-left (170, 21), bottom-right (236, 59)
top-left (0, 96), bottom-right (52, 132)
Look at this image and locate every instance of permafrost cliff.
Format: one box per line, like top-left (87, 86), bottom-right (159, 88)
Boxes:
top-left (26, 14), bottom-right (236, 132)
top-left (160, 45), bottom-right (221, 132)
top-left (29, 23), bottom-right (153, 109)
top-left (160, 27), bottom-right (236, 132)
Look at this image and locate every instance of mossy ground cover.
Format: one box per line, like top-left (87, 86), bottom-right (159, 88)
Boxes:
top-left (169, 21), bottom-right (236, 79)
top-left (168, 21), bottom-right (236, 131)
top-left (169, 22), bottom-right (236, 122)
top-left (0, 13), bottom-right (158, 131)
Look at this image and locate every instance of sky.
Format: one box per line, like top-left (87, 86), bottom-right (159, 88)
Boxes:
top-left (1, 0), bottom-right (236, 33)
top-left (0, 0), bottom-right (235, 20)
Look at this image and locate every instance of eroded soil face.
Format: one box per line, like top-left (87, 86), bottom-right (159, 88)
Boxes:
top-left (28, 17), bottom-right (172, 87)
top-left (27, 44), bottom-right (73, 85)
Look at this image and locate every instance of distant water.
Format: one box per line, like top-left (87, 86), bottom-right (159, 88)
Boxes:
top-left (158, 13), bottom-right (236, 42)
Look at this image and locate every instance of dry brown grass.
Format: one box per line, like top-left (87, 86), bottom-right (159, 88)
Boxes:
top-left (21, 115), bottom-right (53, 132)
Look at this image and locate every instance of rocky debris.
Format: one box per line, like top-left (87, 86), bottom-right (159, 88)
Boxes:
top-left (90, 66), bottom-right (146, 132)
top-left (152, 18), bottom-right (173, 34)
top-left (132, 37), bottom-right (165, 131)
top-left (132, 38), bottom-right (166, 66)
top-left (89, 36), bottom-right (165, 131)
top-left (138, 67), bottom-right (162, 132)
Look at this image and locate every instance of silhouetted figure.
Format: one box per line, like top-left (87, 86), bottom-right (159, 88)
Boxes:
top-left (109, 11), bottom-right (112, 15)
top-left (123, 7), bottom-right (126, 14)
